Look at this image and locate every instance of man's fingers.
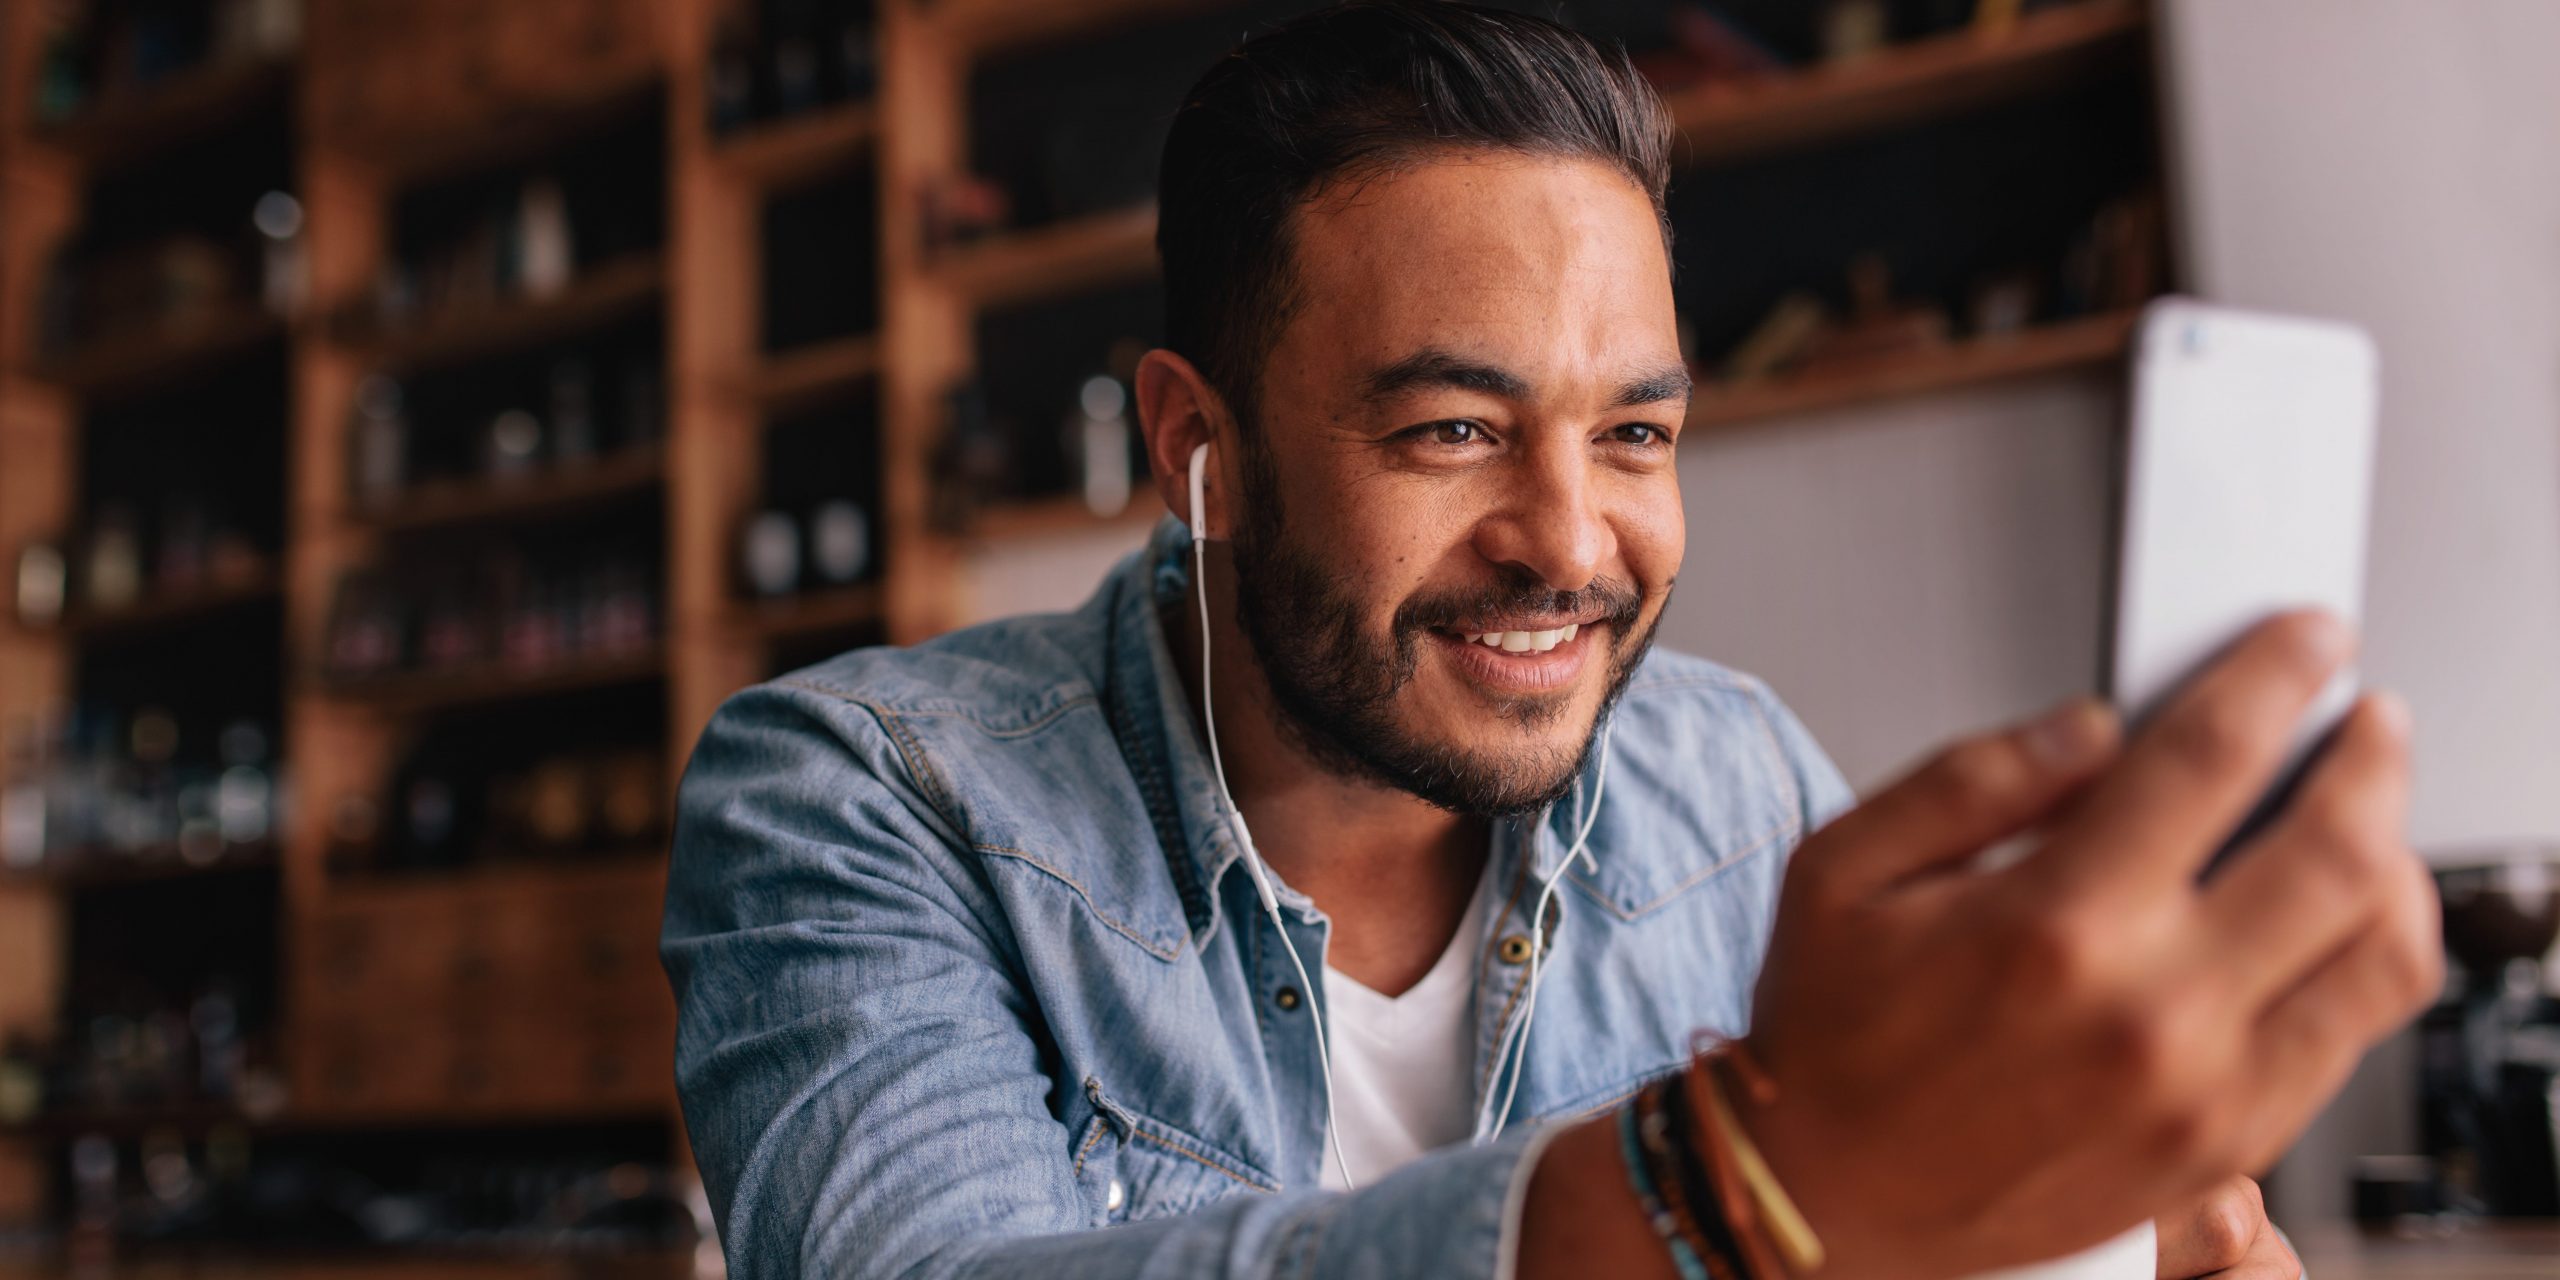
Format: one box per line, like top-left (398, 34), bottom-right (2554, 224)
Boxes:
top-left (2235, 855), bottom-right (2443, 1172)
top-left (2154, 1176), bottom-right (2262, 1279)
top-left (1796, 697), bottom-right (2119, 902)
top-left (2034, 611), bottom-right (2353, 898)
top-left (2198, 693), bottom-right (2412, 1010)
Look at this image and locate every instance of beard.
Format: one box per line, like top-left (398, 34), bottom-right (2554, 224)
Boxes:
top-left (1225, 440), bottom-right (1659, 818)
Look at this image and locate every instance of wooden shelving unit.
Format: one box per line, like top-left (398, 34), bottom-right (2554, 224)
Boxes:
top-left (968, 491), bottom-right (1166, 544)
top-left (1662, 0), bottom-right (2148, 165)
top-left (354, 447), bottom-right (665, 535)
top-left (30, 53), bottom-right (292, 169)
top-left (0, 0), bottom-right (2165, 1259)
top-left (332, 253), bottom-right (667, 373)
top-left (29, 305), bottom-right (287, 400)
top-left (733, 581), bottom-right (885, 643)
top-left (42, 567), bottom-right (285, 640)
top-left (749, 332), bottom-right (881, 411)
top-left (928, 202), bottom-right (1158, 309)
top-left (715, 101), bottom-right (878, 190)
top-left (0, 841), bottom-right (279, 893)
top-left (1685, 309), bottom-right (2140, 432)
top-left (313, 647), bottom-right (666, 718)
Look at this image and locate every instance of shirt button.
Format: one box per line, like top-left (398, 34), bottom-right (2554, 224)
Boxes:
top-left (1106, 1178), bottom-right (1126, 1212)
top-left (1497, 934), bottom-right (1534, 965)
top-left (1274, 986), bottom-right (1302, 1011)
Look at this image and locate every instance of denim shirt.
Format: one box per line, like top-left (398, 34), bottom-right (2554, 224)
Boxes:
top-left (662, 517), bottom-right (1853, 1279)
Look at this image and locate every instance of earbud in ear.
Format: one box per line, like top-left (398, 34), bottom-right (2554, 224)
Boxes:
top-left (1186, 442), bottom-right (1211, 544)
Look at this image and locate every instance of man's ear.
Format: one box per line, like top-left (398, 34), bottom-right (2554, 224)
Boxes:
top-left (1135, 348), bottom-right (1231, 538)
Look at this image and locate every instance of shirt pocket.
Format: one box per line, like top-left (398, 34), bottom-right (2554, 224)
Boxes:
top-left (1071, 1077), bottom-right (1278, 1225)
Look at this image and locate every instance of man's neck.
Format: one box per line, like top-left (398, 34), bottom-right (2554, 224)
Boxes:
top-left (1171, 545), bottom-right (1490, 995)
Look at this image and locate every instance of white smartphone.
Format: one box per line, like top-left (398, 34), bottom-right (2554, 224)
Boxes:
top-left (2105, 297), bottom-right (2380, 861)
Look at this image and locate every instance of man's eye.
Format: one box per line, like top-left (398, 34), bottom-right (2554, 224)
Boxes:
top-left (1420, 420), bottom-right (1483, 446)
top-left (1612, 422), bottom-right (1670, 447)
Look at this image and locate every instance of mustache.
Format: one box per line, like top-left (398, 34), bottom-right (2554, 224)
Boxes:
top-left (1392, 570), bottom-right (1646, 638)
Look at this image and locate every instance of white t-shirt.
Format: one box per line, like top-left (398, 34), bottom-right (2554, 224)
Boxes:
top-left (1315, 873), bottom-right (1490, 1190)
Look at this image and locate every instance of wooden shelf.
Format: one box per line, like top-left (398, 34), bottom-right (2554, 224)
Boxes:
top-left (324, 856), bottom-right (665, 909)
top-left (749, 334), bottom-right (881, 413)
top-left (314, 647), bottom-right (665, 718)
top-left (32, 55), bottom-right (292, 171)
top-left (334, 254), bottom-right (666, 373)
top-left (29, 306), bottom-right (286, 399)
top-left (928, 204), bottom-right (1157, 309)
top-left (1684, 309), bottom-right (2139, 433)
top-left (0, 841), bottom-right (278, 893)
top-left (354, 448), bottom-right (665, 535)
top-left (324, 71), bottom-right (665, 189)
top-left (734, 581), bottom-right (885, 642)
top-left (0, 1100), bottom-right (277, 1142)
top-left (38, 568), bottom-right (284, 641)
top-left (1664, 1), bottom-right (2149, 168)
top-left (714, 102), bottom-right (878, 189)
top-left (935, 0), bottom-right (1208, 57)
top-left (968, 490), bottom-right (1165, 543)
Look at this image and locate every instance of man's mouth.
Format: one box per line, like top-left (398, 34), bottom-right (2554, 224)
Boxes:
top-left (1452, 622), bottom-right (1582, 655)
top-left (1424, 616), bottom-right (1604, 695)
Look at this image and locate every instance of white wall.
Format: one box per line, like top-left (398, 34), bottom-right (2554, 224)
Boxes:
top-left (2160, 0), bottom-right (2560, 855)
top-left (1665, 373), bottom-right (2119, 789)
top-left (2151, 0), bottom-right (2560, 1227)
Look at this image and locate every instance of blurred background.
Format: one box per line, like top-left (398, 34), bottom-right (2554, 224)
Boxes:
top-left (0, 0), bottom-right (2553, 1276)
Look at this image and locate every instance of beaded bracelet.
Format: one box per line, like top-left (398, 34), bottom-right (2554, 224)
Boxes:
top-left (1649, 1070), bottom-right (1757, 1279)
top-left (1682, 1056), bottom-right (1790, 1280)
top-left (1635, 1075), bottom-right (1753, 1280)
top-left (1619, 1091), bottom-right (1714, 1280)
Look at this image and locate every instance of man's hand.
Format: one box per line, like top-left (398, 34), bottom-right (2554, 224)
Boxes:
top-left (2157, 1177), bottom-right (2298, 1279)
top-left (1736, 612), bottom-right (2438, 1279)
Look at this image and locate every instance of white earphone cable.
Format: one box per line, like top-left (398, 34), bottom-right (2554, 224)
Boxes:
top-left (1191, 448), bottom-right (1359, 1190)
top-left (1476, 719), bottom-right (1611, 1143)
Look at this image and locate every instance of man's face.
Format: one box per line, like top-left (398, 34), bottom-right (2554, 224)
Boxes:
top-left (1228, 151), bottom-right (1688, 817)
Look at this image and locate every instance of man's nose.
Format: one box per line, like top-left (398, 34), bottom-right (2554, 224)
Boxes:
top-left (1471, 441), bottom-right (1614, 592)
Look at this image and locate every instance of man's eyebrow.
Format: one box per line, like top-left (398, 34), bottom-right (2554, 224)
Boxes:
top-left (1359, 349), bottom-right (1695, 412)
top-left (1359, 349), bottom-right (1533, 404)
top-left (1611, 364), bottom-right (1693, 409)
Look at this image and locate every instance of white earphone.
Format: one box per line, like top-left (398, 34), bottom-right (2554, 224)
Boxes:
top-left (1188, 441), bottom-right (1357, 1189)
top-left (1183, 440), bottom-right (1611, 1168)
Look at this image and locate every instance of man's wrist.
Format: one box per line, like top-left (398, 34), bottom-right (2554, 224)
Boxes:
top-left (1711, 1046), bottom-right (1897, 1279)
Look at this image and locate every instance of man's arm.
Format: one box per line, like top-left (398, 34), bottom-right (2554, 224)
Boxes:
top-left (661, 682), bottom-right (1589, 1280)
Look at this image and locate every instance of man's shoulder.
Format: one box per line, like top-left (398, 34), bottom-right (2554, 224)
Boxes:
top-left (1617, 646), bottom-right (1794, 735)
top-left (1609, 646), bottom-right (1848, 825)
top-left (752, 606), bottom-right (1114, 735)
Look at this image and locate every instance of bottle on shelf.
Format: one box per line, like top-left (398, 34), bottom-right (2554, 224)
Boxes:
top-left (550, 358), bottom-right (598, 464)
top-left (252, 190), bottom-right (308, 319)
top-left (808, 499), bottom-right (871, 587)
top-left (348, 374), bottom-right (409, 507)
top-left (13, 539), bottom-right (68, 628)
top-left (214, 721), bottom-right (274, 850)
top-left (1066, 373), bottom-right (1133, 518)
top-left (740, 510), bottom-right (801, 598)
top-left (85, 505), bottom-right (144, 613)
top-left (2, 718), bottom-right (49, 871)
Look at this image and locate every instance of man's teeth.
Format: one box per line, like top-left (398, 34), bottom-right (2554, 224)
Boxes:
top-left (1458, 622), bottom-right (1580, 654)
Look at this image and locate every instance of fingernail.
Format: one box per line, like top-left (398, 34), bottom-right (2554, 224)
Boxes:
top-left (2369, 687), bottom-right (2412, 736)
top-left (2292, 609), bottom-right (2353, 664)
top-left (2023, 698), bottom-right (2112, 770)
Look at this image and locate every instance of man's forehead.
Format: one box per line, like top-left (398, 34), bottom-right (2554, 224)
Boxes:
top-left (1274, 153), bottom-right (1681, 404)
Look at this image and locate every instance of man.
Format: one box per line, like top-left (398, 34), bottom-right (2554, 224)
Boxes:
top-left (661, 5), bottom-right (2438, 1277)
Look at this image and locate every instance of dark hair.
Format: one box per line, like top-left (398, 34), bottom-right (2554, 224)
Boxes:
top-left (1157, 0), bottom-right (1676, 429)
